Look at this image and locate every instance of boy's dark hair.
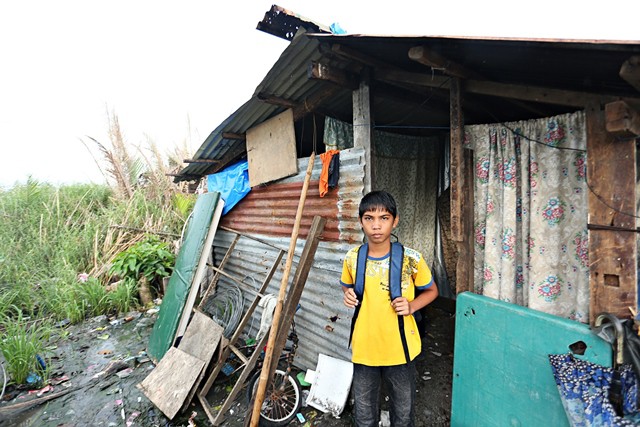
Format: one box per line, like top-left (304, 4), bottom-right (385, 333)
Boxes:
top-left (358, 190), bottom-right (397, 219)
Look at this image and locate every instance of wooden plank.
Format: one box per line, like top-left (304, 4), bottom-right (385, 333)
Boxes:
top-left (354, 77), bottom-right (373, 194)
top-left (605, 100), bottom-right (640, 137)
top-left (620, 56), bottom-right (640, 93)
top-left (174, 198), bottom-right (225, 342)
top-left (586, 103), bottom-right (637, 324)
top-left (178, 310), bottom-right (224, 364)
top-left (178, 311), bottom-right (224, 413)
top-left (137, 347), bottom-right (205, 419)
top-left (246, 109), bottom-right (298, 187)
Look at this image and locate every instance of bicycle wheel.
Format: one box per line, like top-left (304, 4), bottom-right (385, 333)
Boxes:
top-left (246, 368), bottom-right (302, 426)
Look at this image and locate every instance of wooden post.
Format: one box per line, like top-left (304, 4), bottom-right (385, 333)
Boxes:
top-left (450, 77), bottom-right (473, 293)
top-left (249, 153), bottom-right (315, 426)
top-left (587, 102), bottom-right (637, 324)
top-left (353, 75), bottom-right (373, 193)
top-left (266, 216), bottom-right (326, 379)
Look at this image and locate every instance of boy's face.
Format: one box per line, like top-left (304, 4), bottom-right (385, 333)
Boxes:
top-left (359, 208), bottom-right (398, 245)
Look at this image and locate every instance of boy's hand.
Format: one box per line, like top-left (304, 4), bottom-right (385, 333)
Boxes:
top-left (391, 297), bottom-right (411, 316)
top-left (343, 287), bottom-right (359, 308)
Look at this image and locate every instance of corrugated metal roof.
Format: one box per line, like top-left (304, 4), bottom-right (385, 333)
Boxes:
top-left (176, 29), bottom-right (640, 182)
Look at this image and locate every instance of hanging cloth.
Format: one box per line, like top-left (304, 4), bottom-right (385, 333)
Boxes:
top-left (319, 150), bottom-right (340, 197)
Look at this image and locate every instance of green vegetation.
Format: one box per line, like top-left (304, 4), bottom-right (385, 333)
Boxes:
top-left (109, 236), bottom-right (175, 286)
top-left (0, 307), bottom-right (52, 385)
top-left (0, 112), bottom-right (196, 385)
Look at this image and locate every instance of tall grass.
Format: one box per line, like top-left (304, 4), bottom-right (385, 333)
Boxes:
top-left (0, 307), bottom-right (52, 385)
top-left (0, 112), bottom-right (196, 384)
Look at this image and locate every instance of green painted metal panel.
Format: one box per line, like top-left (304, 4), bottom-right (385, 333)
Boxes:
top-left (451, 292), bottom-right (612, 427)
top-left (147, 192), bottom-right (221, 362)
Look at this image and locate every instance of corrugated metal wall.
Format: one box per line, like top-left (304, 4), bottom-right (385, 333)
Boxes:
top-left (207, 148), bottom-right (365, 370)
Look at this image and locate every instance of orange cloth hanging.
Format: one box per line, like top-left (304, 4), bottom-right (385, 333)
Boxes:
top-left (319, 150), bottom-right (340, 197)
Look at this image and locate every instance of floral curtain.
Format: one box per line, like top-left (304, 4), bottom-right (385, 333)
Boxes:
top-left (466, 111), bottom-right (589, 321)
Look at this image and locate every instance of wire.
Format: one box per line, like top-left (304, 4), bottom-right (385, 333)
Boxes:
top-left (202, 281), bottom-right (244, 338)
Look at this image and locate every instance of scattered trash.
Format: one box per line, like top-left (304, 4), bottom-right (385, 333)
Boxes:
top-left (297, 371), bottom-right (311, 386)
top-left (384, 395), bottom-right (389, 402)
top-left (116, 368), bottom-right (134, 379)
top-left (422, 376), bottom-right (432, 380)
top-left (36, 385), bottom-right (53, 397)
top-left (106, 387), bottom-right (121, 396)
top-left (430, 351), bottom-right (442, 357)
top-left (96, 333), bottom-right (110, 340)
top-left (36, 355), bottom-right (46, 370)
top-left (125, 411), bottom-right (140, 426)
top-left (380, 409), bottom-right (391, 426)
top-left (55, 319), bottom-right (71, 328)
top-left (26, 372), bottom-right (42, 386)
top-left (296, 412), bottom-right (306, 423)
top-left (188, 411), bottom-right (197, 427)
top-left (302, 389), bottom-right (310, 406)
top-left (329, 315), bottom-right (339, 322)
top-left (98, 349), bottom-right (114, 356)
top-left (324, 325), bottom-right (334, 332)
top-left (50, 375), bottom-right (70, 385)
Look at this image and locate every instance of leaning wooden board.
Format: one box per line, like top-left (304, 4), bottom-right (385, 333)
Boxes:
top-left (147, 192), bottom-right (221, 362)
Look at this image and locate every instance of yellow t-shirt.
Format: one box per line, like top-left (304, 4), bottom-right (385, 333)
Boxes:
top-left (340, 246), bottom-right (434, 366)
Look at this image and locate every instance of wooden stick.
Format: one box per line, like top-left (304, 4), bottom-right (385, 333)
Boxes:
top-left (248, 153), bottom-right (315, 426)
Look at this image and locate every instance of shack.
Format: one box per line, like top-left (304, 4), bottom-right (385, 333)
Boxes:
top-left (173, 5), bottom-right (640, 425)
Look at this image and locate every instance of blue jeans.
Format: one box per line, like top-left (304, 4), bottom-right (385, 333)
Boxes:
top-left (352, 362), bottom-right (416, 427)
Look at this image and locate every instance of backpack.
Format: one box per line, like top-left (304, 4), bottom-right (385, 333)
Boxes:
top-left (348, 241), bottom-right (412, 363)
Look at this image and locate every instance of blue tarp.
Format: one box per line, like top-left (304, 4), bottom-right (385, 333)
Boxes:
top-left (207, 160), bottom-right (250, 215)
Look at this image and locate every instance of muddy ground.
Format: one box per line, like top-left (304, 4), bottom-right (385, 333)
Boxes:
top-left (0, 304), bottom-right (454, 427)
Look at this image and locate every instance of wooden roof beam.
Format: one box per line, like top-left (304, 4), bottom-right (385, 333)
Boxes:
top-left (258, 86), bottom-right (342, 122)
top-left (605, 100), bottom-right (640, 137)
top-left (409, 46), bottom-right (549, 116)
top-left (620, 56), bottom-right (640, 93)
top-left (376, 68), bottom-right (640, 108)
top-left (308, 61), bottom-right (359, 90)
top-left (408, 46), bottom-right (483, 80)
top-left (222, 132), bottom-right (245, 140)
top-left (183, 159), bottom-right (220, 164)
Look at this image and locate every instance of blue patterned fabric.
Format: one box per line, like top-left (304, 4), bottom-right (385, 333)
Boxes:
top-left (548, 354), bottom-right (640, 426)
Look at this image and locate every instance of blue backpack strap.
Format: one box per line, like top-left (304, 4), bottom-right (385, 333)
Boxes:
top-left (354, 243), bottom-right (368, 300)
top-left (388, 242), bottom-right (404, 300)
top-left (349, 244), bottom-right (368, 348)
top-left (389, 243), bottom-right (411, 363)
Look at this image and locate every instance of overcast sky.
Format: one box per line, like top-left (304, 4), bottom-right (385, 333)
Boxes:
top-left (0, 1), bottom-right (637, 188)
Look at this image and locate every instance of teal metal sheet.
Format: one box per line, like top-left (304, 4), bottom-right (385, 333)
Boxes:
top-left (451, 292), bottom-right (612, 427)
top-left (147, 192), bottom-right (221, 362)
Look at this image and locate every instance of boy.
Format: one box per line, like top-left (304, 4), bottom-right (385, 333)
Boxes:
top-left (341, 190), bottom-right (438, 427)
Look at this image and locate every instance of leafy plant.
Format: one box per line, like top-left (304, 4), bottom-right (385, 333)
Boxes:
top-left (109, 236), bottom-right (175, 284)
top-left (0, 307), bottom-right (52, 385)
